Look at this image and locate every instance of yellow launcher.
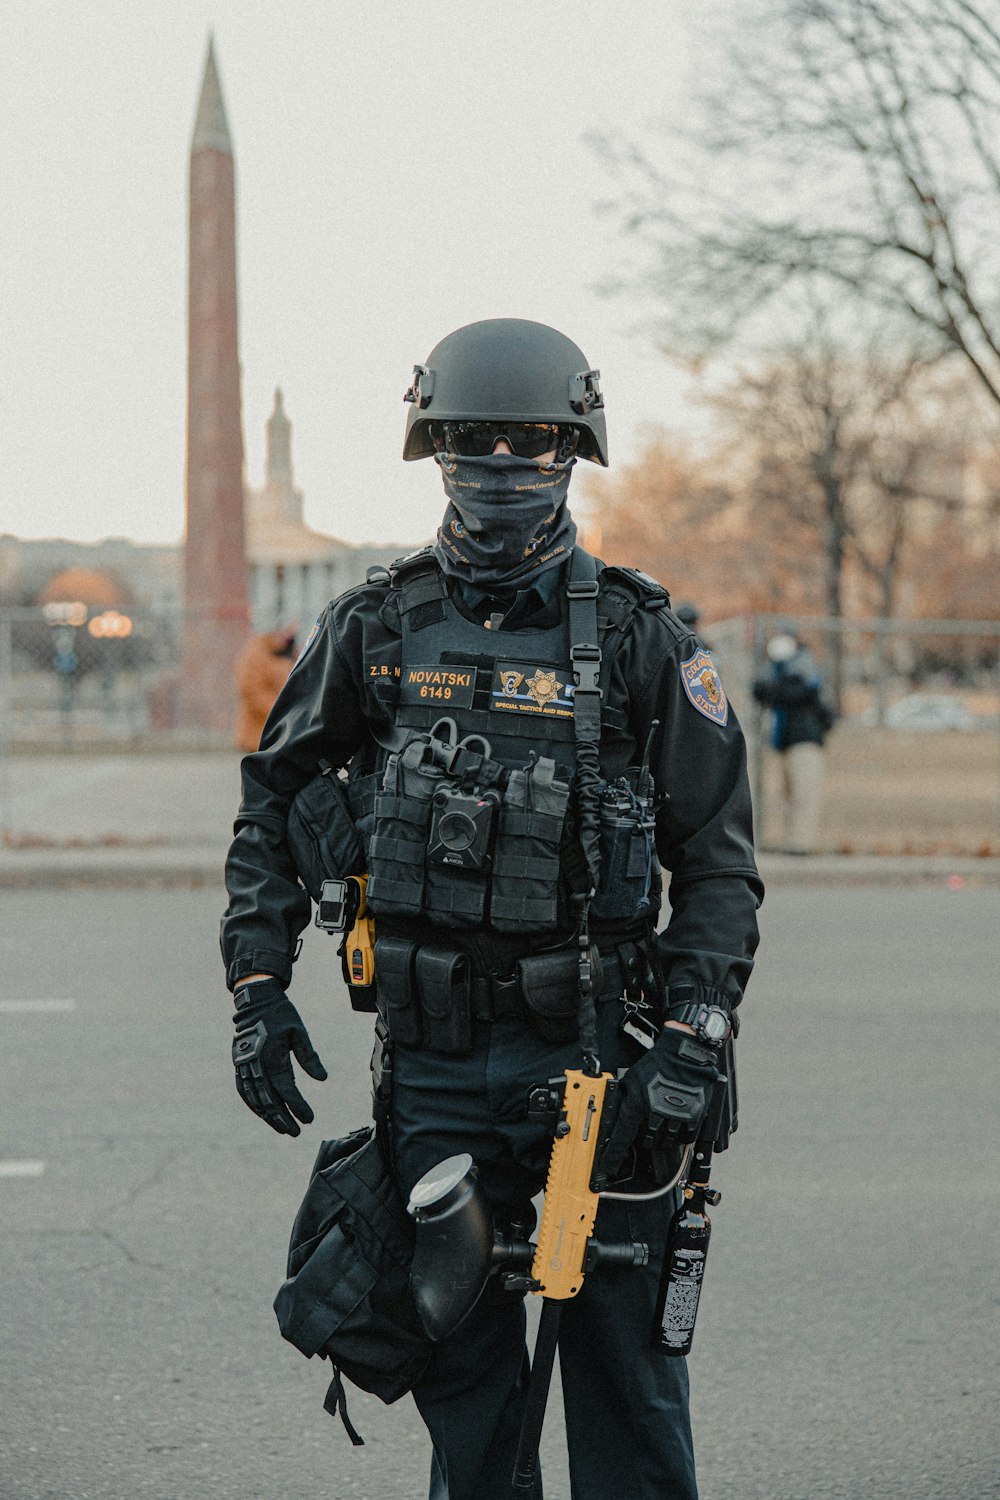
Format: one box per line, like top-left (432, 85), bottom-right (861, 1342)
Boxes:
top-left (346, 875), bottom-right (376, 988)
top-left (531, 1068), bottom-right (613, 1300)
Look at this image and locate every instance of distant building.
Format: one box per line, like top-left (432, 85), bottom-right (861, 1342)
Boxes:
top-left (0, 533), bottom-right (179, 612)
top-left (245, 387), bottom-right (403, 633)
top-left (0, 385), bottom-right (414, 627)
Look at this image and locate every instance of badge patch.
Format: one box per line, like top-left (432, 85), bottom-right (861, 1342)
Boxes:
top-left (680, 650), bottom-right (729, 726)
top-left (526, 667), bottom-right (561, 709)
top-left (400, 663), bottom-right (476, 707)
top-left (490, 661), bottom-right (574, 717)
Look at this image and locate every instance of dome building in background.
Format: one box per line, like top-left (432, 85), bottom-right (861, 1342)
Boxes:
top-left (244, 387), bottom-right (400, 633)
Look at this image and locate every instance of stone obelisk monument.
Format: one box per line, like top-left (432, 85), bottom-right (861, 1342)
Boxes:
top-left (179, 37), bottom-right (250, 732)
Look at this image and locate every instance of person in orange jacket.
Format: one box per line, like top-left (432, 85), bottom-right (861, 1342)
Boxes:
top-left (234, 625), bottom-right (297, 752)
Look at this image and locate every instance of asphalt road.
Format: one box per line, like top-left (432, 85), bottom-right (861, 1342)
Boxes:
top-left (1, 884), bottom-right (997, 1500)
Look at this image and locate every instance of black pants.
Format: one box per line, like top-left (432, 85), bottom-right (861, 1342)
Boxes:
top-left (391, 983), bottom-right (699, 1500)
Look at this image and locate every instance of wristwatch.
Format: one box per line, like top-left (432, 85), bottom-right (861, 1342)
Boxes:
top-left (666, 1001), bottom-right (732, 1048)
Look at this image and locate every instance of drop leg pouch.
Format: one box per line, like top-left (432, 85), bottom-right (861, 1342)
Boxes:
top-left (273, 1128), bottom-right (432, 1416)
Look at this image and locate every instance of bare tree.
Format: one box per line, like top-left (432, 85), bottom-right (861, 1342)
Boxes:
top-left (595, 0), bottom-right (1000, 407)
top-left (703, 328), bottom-right (968, 705)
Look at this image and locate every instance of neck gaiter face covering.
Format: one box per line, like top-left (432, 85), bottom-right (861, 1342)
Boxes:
top-left (433, 451), bottom-right (577, 590)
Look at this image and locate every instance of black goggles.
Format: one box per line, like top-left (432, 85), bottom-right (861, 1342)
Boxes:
top-left (437, 421), bottom-right (574, 459)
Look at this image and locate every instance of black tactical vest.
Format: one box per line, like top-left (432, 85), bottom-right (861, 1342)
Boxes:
top-left (364, 549), bottom-right (667, 937)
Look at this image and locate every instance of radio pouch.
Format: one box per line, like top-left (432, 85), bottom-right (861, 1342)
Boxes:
top-left (516, 947), bottom-right (603, 1044)
top-left (375, 937), bottom-right (422, 1047)
top-left (415, 945), bottom-right (474, 1056)
top-left (590, 780), bottom-right (660, 922)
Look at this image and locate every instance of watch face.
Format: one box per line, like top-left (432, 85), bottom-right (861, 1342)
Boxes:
top-left (703, 1008), bottom-right (730, 1043)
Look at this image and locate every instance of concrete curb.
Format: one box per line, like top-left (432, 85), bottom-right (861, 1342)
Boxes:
top-left (754, 854), bottom-right (1000, 887)
top-left (0, 843), bottom-right (229, 888)
top-left (1, 845), bottom-right (998, 889)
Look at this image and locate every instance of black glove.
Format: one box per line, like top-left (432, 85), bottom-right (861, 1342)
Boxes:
top-left (600, 1025), bottom-right (720, 1179)
top-left (231, 979), bottom-right (328, 1136)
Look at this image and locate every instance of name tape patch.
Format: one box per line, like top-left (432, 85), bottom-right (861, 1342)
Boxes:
top-left (400, 663), bottom-right (476, 707)
top-left (680, 649), bottom-right (729, 726)
top-left (490, 661), bottom-right (574, 718)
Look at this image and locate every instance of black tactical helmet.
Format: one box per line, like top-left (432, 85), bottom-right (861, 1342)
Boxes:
top-left (675, 602), bottom-right (700, 628)
top-left (403, 318), bottom-right (608, 466)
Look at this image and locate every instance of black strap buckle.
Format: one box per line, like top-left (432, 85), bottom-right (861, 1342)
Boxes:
top-left (566, 579), bottom-right (600, 600)
top-left (571, 644), bottom-right (602, 701)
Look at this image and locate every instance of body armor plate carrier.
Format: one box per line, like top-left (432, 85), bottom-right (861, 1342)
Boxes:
top-left (364, 549), bottom-right (665, 936)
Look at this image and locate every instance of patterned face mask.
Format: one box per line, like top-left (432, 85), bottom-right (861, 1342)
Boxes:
top-left (433, 451), bottom-right (577, 589)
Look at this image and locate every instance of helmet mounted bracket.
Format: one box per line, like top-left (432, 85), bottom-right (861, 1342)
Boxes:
top-left (568, 369), bottom-right (603, 416)
top-left (404, 365), bottom-right (435, 409)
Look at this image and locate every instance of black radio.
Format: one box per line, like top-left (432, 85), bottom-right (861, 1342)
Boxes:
top-left (427, 785), bottom-right (500, 871)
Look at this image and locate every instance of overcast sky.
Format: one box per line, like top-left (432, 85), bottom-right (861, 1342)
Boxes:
top-left (2, 2), bottom-right (732, 549)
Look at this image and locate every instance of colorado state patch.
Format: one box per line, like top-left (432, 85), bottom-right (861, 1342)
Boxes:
top-left (680, 649), bottom-right (729, 726)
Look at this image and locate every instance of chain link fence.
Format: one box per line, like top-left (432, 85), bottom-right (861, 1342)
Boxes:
top-left (0, 604), bottom-right (190, 750)
top-left (2, 603), bottom-right (999, 855)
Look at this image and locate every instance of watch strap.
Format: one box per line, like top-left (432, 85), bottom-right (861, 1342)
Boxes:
top-left (666, 1001), bottom-right (711, 1030)
top-left (666, 1000), bottom-right (732, 1045)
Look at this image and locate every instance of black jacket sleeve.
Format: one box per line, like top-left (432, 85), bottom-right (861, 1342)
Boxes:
top-left (220, 596), bottom-right (373, 992)
top-left (617, 607), bottom-right (763, 1013)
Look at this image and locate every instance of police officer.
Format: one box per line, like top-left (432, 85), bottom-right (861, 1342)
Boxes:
top-left (222, 318), bottom-right (762, 1500)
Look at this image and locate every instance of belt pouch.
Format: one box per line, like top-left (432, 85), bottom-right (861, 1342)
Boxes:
top-left (367, 742), bottom-right (440, 917)
top-left (415, 946), bottom-right (473, 1057)
top-left (374, 936), bottom-right (422, 1047)
top-left (514, 947), bottom-right (603, 1044)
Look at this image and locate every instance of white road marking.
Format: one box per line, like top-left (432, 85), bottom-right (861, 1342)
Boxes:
top-left (0, 999), bottom-right (76, 1013)
top-left (0, 1161), bottom-right (46, 1178)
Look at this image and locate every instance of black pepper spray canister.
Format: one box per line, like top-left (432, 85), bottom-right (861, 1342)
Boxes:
top-left (652, 1150), bottom-right (721, 1357)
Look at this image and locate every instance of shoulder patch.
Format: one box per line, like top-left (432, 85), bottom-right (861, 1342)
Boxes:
top-left (291, 616), bottom-right (322, 671)
top-left (680, 649), bottom-right (729, 726)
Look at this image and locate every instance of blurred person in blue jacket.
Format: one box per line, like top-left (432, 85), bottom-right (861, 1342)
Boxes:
top-left (752, 631), bottom-right (835, 854)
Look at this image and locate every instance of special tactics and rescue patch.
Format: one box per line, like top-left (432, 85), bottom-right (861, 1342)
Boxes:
top-left (490, 661), bottom-right (574, 718)
top-left (679, 649), bottom-right (729, 726)
top-left (291, 617), bottom-right (322, 671)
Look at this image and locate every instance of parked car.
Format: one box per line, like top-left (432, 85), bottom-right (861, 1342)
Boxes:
top-left (883, 694), bottom-right (977, 731)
